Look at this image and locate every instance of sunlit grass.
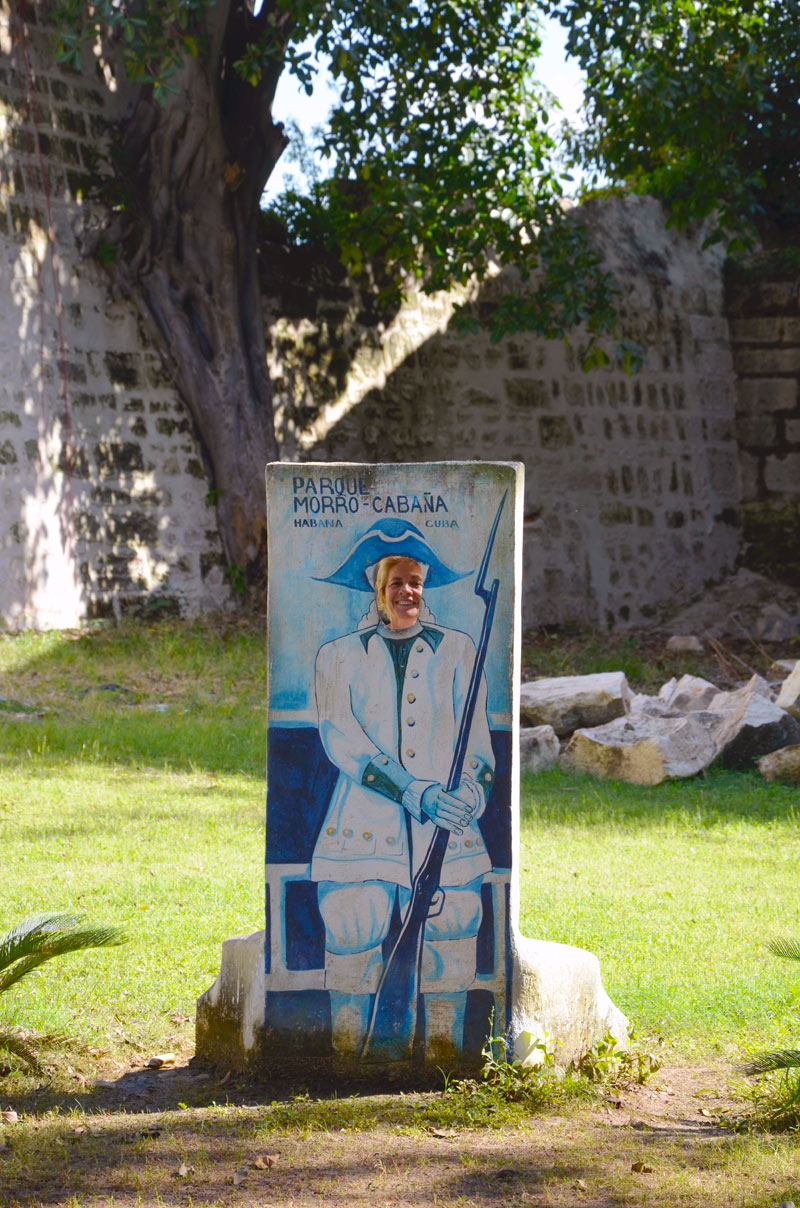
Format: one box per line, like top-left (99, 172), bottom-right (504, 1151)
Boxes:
top-left (2, 617), bottom-right (799, 1076)
top-left (519, 767), bottom-right (800, 1060)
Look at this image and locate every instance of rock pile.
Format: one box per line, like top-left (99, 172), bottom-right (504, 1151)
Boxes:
top-left (519, 663), bottom-right (800, 786)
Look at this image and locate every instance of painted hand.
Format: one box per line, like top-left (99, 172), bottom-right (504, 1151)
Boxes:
top-left (421, 782), bottom-right (477, 833)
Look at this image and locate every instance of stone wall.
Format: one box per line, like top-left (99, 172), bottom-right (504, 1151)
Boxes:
top-left (268, 197), bottom-right (742, 630)
top-left (0, 2), bottom-right (229, 627)
top-left (726, 256), bottom-right (800, 587)
top-left (0, 3), bottom-right (754, 632)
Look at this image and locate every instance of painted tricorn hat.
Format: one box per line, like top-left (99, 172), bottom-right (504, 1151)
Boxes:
top-left (314, 518), bottom-right (471, 592)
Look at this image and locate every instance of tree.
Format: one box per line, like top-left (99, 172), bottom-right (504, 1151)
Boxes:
top-left (45, 0), bottom-right (621, 592)
top-left (549, 0), bottom-right (800, 245)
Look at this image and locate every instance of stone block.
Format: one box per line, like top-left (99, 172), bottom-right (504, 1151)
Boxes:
top-left (736, 378), bottom-right (798, 414)
top-left (559, 712), bottom-right (719, 784)
top-left (758, 745), bottom-right (800, 785)
top-left (736, 412), bottom-right (777, 447)
top-left (765, 453), bottom-right (800, 494)
top-left (710, 676), bottom-right (800, 768)
top-left (197, 460), bottom-right (623, 1082)
top-left (777, 662), bottom-right (800, 721)
top-left (735, 347), bottom-right (800, 375)
top-left (658, 673), bottom-right (719, 710)
top-left (520, 672), bottom-right (631, 737)
top-left (664, 635), bottom-right (705, 656)
top-left (519, 726), bottom-right (560, 773)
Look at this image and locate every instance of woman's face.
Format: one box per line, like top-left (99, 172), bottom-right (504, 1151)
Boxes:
top-left (384, 558), bottom-right (424, 629)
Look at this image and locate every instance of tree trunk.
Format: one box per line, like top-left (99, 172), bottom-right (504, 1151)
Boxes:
top-left (108, 1), bottom-right (290, 593)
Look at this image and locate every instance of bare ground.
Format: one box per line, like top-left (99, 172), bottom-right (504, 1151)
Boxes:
top-left (2, 1056), bottom-right (798, 1208)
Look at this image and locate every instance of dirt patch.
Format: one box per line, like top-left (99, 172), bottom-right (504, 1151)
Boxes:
top-left (1, 1058), bottom-right (796, 1207)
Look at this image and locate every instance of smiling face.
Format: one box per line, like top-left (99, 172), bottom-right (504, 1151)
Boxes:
top-left (376, 557), bottom-right (424, 630)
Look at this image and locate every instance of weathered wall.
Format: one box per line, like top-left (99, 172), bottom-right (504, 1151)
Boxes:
top-left (726, 255), bottom-right (800, 587)
top-left (0, 4), bottom-right (751, 631)
top-left (268, 197), bottom-right (742, 630)
top-left (0, 3), bottom-right (230, 627)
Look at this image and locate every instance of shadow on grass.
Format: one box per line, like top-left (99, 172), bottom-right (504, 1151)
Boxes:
top-left (522, 765), bottom-right (799, 828)
top-left (0, 713), bottom-right (266, 778)
top-left (0, 1061), bottom-right (770, 1208)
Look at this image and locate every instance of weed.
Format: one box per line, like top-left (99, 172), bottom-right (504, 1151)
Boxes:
top-left (578, 1028), bottom-right (663, 1086)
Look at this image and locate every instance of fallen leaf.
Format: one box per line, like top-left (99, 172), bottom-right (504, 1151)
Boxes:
top-left (230, 1168), bottom-right (249, 1186)
top-left (70, 1125), bottom-right (89, 1137)
top-left (699, 1107), bottom-right (714, 1117)
top-left (147, 1053), bottom-right (176, 1069)
top-left (574, 1178), bottom-right (588, 1191)
top-left (253, 1154), bottom-right (278, 1170)
top-left (219, 1070), bottom-right (232, 1085)
top-left (174, 1163), bottom-right (195, 1178)
top-left (428, 1127), bottom-right (458, 1139)
top-left (631, 1161), bottom-right (654, 1174)
top-left (1, 1111), bottom-right (18, 1124)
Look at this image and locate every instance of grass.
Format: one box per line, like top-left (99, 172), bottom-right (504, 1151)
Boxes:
top-left (519, 767), bottom-right (800, 1061)
top-left (3, 616), bottom-right (800, 1206)
top-left (1, 616), bottom-right (799, 1070)
top-left (0, 617), bottom-right (266, 1066)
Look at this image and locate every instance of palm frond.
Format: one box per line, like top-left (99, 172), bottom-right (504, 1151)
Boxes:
top-left (0, 914), bottom-right (126, 996)
top-left (0, 1028), bottom-right (42, 1072)
top-left (767, 937), bottom-right (800, 963)
top-left (0, 913), bottom-right (84, 970)
top-left (744, 1049), bottom-right (800, 1076)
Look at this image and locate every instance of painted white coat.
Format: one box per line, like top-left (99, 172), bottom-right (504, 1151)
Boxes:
top-left (311, 623), bottom-right (494, 887)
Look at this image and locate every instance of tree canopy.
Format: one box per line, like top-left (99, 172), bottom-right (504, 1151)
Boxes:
top-left (43, 0), bottom-right (797, 589)
top-left (549, 0), bottom-right (800, 244)
top-left (46, 0), bottom-right (624, 587)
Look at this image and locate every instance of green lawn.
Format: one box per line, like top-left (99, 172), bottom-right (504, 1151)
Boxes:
top-left (1, 618), bottom-right (798, 1072)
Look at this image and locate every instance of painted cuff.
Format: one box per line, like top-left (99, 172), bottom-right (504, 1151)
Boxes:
top-left (361, 755), bottom-right (415, 804)
top-left (466, 758), bottom-right (495, 807)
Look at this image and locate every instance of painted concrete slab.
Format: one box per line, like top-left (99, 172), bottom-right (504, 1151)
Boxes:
top-left (196, 460), bottom-right (627, 1080)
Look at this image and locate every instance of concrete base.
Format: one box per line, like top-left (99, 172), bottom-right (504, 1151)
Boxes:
top-left (196, 928), bottom-right (627, 1079)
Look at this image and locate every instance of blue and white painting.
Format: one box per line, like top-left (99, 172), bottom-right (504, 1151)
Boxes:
top-left (264, 462), bottom-right (520, 1073)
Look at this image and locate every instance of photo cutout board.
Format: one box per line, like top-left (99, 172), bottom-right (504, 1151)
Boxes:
top-left (264, 461), bottom-right (522, 1076)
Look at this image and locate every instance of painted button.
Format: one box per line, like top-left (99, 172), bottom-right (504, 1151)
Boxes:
top-left (407, 692), bottom-right (416, 703)
top-left (380, 756), bottom-right (388, 765)
top-left (416, 644), bottom-right (424, 652)
top-left (465, 840), bottom-right (472, 847)
top-left (362, 831), bottom-right (372, 840)
top-left (366, 773), bottom-right (375, 782)
top-left (476, 838), bottom-right (483, 847)
top-left (448, 840), bottom-right (456, 850)
top-left (470, 758), bottom-right (478, 769)
top-left (406, 748), bottom-right (415, 757)
top-left (386, 836), bottom-right (396, 846)
top-left (484, 772), bottom-right (492, 782)
top-left (343, 828), bottom-right (353, 837)
top-left (326, 826), bottom-right (336, 835)
top-left (410, 670), bottom-right (419, 678)
top-left (407, 718), bottom-right (415, 727)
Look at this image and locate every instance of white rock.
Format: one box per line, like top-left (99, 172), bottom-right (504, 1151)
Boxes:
top-left (519, 672), bottom-right (631, 738)
top-left (758, 744), bottom-right (800, 784)
top-left (658, 674), bottom-right (720, 713)
top-left (510, 934), bottom-right (628, 1071)
top-left (519, 726), bottom-right (560, 773)
top-left (558, 713), bottom-right (719, 785)
top-left (777, 661), bottom-right (800, 721)
top-left (709, 675), bottom-right (800, 767)
top-left (665, 634), bottom-right (704, 654)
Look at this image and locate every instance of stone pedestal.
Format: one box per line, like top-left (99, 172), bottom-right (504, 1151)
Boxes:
top-left (197, 461), bottom-right (626, 1078)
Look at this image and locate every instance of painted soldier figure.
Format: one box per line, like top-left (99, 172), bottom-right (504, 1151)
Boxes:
top-left (310, 518), bottom-right (496, 1067)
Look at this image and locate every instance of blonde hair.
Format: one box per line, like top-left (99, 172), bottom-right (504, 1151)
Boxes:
top-left (374, 556), bottom-right (424, 623)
